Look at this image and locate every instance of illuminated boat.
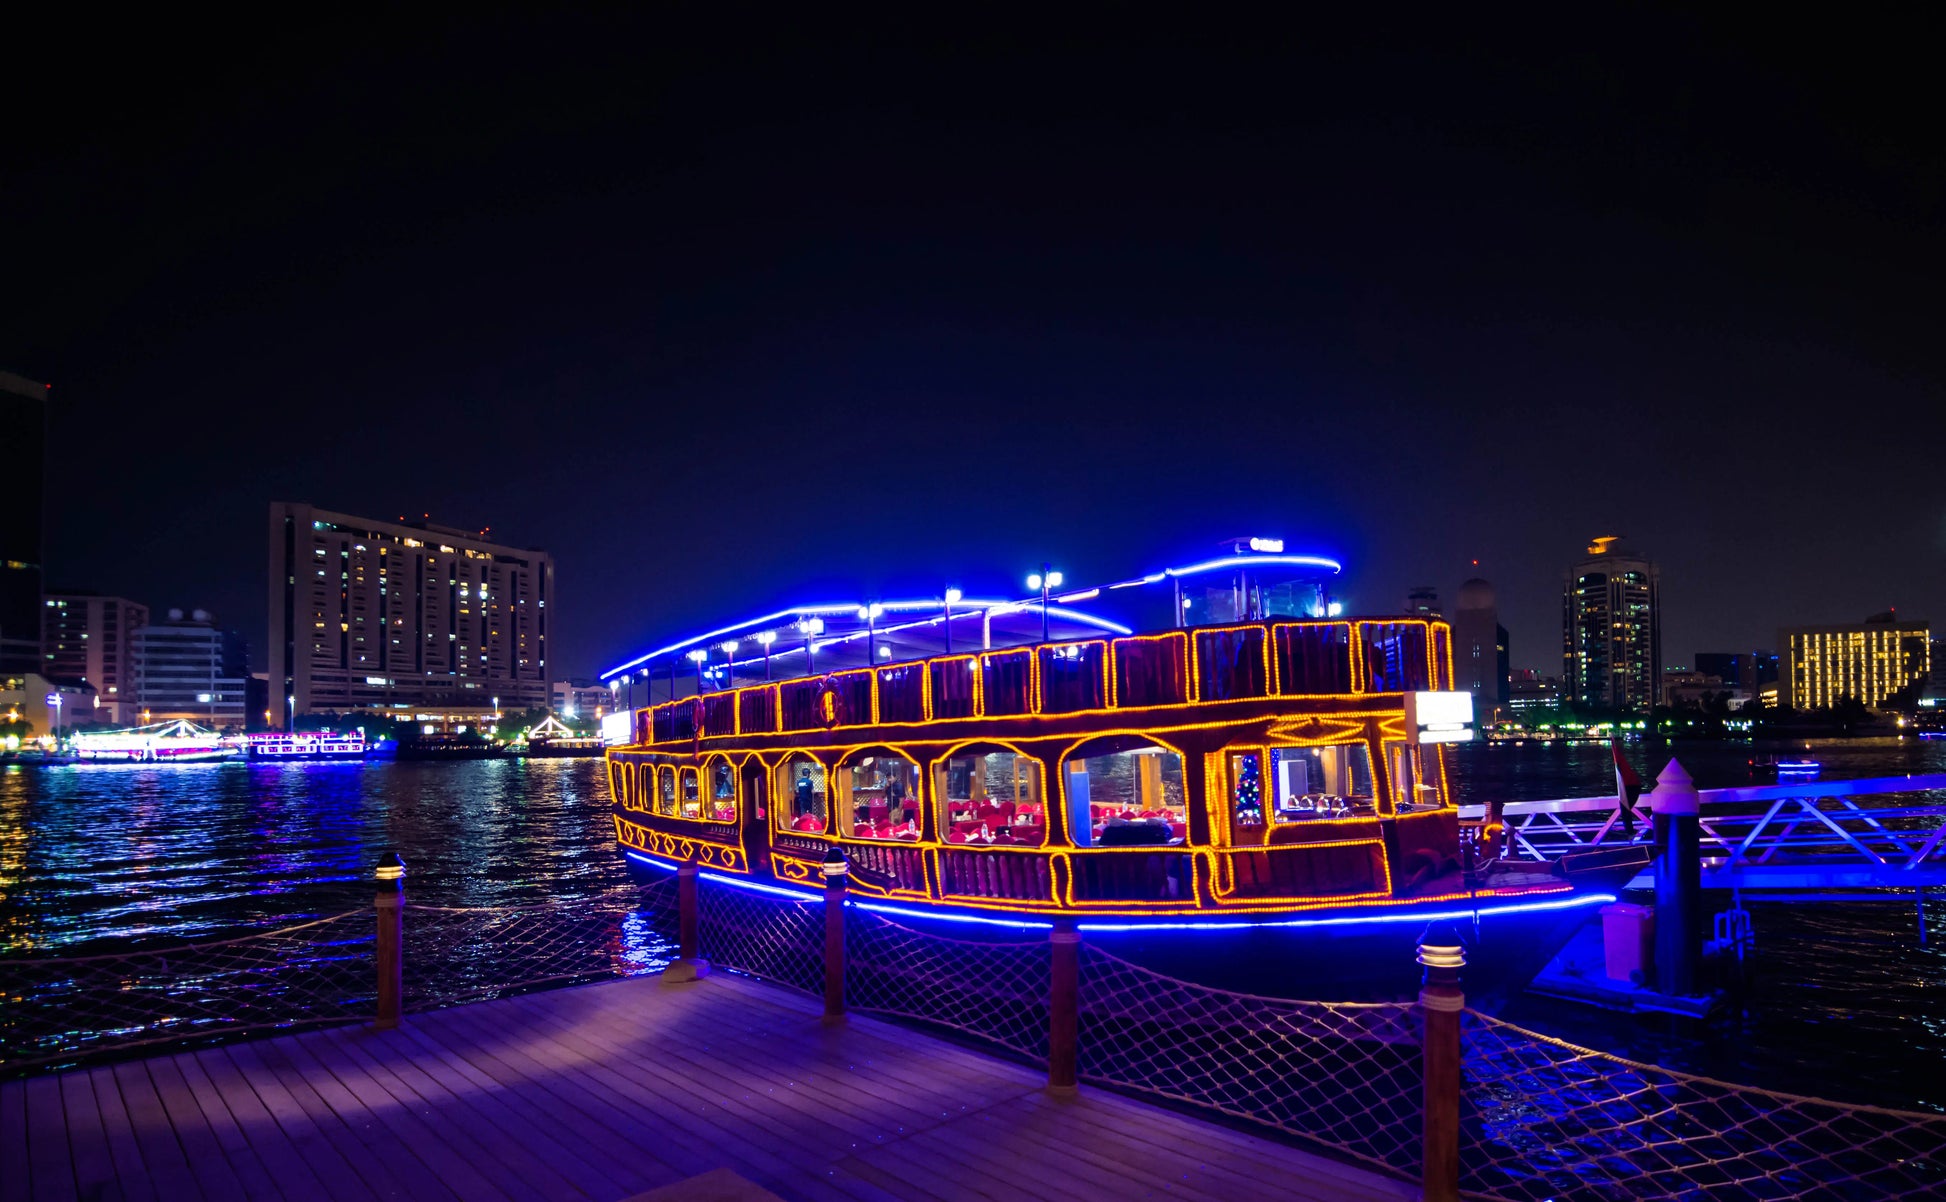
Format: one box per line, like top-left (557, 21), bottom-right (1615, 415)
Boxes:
top-left (241, 729), bottom-right (369, 761)
top-left (72, 720), bottom-right (241, 764)
top-left (603, 541), bottom-right (1646, 1002)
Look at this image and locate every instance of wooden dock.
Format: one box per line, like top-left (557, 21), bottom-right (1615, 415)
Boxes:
top-left (1, 971), bottom-right (1414, 1202)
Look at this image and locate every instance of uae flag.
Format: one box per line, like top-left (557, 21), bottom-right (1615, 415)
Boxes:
top-left (1613, 737), bottom-right (1644, 838)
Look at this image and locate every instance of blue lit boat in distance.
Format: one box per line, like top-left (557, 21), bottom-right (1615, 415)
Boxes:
top-left (240, 729), bottom-right (370, 761)
top-left (603, 540), bottom-right (1648, 1002)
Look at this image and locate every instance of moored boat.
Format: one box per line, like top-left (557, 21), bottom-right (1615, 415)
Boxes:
top-left (603, 541), bottom-right (1646, 1002)
top-left (240, 729), bottom-right (370, 761)
top-left (71, 719), bottom-right (240, 763)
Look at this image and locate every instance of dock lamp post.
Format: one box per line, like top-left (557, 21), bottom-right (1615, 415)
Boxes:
top-left (46, 692), bottom-right (62, 741)
top-left (756, 630), bottom-right (776, 680)
top-left (287, 694), bottom-right (295, 731)
top-left (1026, 566), bottom-right (1062, 643)
top-left (802, 616), bottom-right (825, 675)
top-left (720, 642), bottom-right (739, 690)
top-left (944, 587), bottom-right (962, 654)
top-left (686, 648), bottom-right (707, 694)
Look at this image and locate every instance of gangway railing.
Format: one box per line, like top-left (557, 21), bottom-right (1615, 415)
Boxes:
top-left (1459, 772), bottom-right (1946, 892)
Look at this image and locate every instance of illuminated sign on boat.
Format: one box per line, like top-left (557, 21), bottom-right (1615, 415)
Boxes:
top-left (1404, 690), bottom-right (1474, 745)
top-left (601, 711), bottom-right (633, 746)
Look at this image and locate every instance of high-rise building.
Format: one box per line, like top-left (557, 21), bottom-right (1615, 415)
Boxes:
top-left (0, 372), bottom-right (48, 677)
top-left (42, 594), bottom-right (150, 724)
top-left (1562, 537), bottom-right (1661, 712)
top-left (1780, 614), bottom-right (1931, 711)
top-left (132, 608), bottom-right (249, 727)
top-left (1450, 578), bottom-right (1509, 717)
top-left (551, 678), bottom-right (611, 718)
top-left (1693, 652), bottom-right (1751, 691)
top-left (269, 504), bottom-right (554, 725)
top-left (1405, 586), bottom-right (1441, 618)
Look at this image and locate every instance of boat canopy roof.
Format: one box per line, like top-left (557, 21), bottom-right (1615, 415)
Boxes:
top-left (600, 541), bottom-right (1341, 693)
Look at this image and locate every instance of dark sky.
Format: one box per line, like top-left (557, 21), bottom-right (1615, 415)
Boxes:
top-left (8, 11), bottom-right (1942, 679)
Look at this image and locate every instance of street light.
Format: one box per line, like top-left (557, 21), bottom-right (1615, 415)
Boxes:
top-left (944, 587), bottom-right (962, 654)
top-left (720, 641), bottom-right (738, 690)
top-left (287, 694), bottom-right (295, 731)
top-left (687, 648), bottom-right (707, 694)
top-left (1026, 565), bottom-right (1063, 642)
top-left (756, 630), bottom-right (776, 680)
top-left (859, 603), bottom-right (882, 664)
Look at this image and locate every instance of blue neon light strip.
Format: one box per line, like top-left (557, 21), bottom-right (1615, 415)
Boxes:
top-left (846, 899), bottom-right (1053, 930)
top-left (625, 850), bottom-right (680, 872)
top-left (698, 870), bottom-right (823, 902)
top-left (1075, 891), bottom-right (1615, 933)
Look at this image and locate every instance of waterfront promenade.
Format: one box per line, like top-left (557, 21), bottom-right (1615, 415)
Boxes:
top-left (0, 971), bottom-right (1412, 1202)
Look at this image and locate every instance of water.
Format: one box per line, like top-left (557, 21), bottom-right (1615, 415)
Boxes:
top-left (2, 741), bottom-right (1942, 1110)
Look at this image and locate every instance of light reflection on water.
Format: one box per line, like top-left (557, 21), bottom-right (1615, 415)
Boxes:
top-left (0, 758), bottom-right (631, 956)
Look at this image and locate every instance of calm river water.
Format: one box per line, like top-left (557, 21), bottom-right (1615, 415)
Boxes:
top-left (2, 740), bottom-right (1941, 1109)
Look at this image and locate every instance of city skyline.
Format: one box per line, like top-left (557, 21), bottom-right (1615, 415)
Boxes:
top-left (6, 14), bottom-right (1941, 681)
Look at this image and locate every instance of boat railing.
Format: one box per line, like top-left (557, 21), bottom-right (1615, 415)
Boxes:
top-left (1460, 773), bottom-right (1946, 888)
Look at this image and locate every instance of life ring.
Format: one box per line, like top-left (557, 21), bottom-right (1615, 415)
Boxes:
top-left (814, 676), bottom-right (846, 728)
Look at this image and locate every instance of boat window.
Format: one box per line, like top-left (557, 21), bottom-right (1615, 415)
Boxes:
top-left (1387, 743), bottom-right (1448, 813)
top-left (1197, 628), bottom-right (1269, 700)
top-left (1038, 642), bottom-right (1107, 713)
top-left (632, 764), bottom-right (650, 812)
top-left (937, 749), bottom-right (1045, 847)
top-left (839, 753), bottom-right (922, 841)
top-left (709, 761), bottom-right (737, 821)
top-left (776, 757), bottom-right (828, 833)
top-left (656, 766), bottom-right (677, 816)
top-left (1228, 749), bottom-right (1265, 831)
top-left (1360, 622), bottom-right (1432, 693)
top-left (1066, 744), bottom-right (1186, 848)
top-left (680, 767), bottom-right (702, 818)
top-left (1266, 744), bottom-right (1375, 825)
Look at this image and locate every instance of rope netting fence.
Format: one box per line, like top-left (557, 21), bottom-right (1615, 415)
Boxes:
top-left (1461, 1010), bottom-right (1946, 1202)
top-left (0, 874), bottom-right (678, 1074)
top-left (1078, 944), bottom-right (1424, 1178)
top-left (680, 875), bottom-right (1946, 1200)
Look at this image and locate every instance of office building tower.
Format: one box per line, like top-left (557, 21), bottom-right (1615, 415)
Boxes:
top-left (1405, 586), bottom-right (1441, 618)
top-left (1693, 652), bottom-right (1751, 691)
top-left (132, 608), bottom-right (249, 727)
top-left (269, 503), bottom-right (554, 724)
top-left (1450, 578), bottom-right (1509, 716)
top-left (0, 372), bottom-right (48, 676)
top-left (1780, 614), bottom-right (1931, 711)
top-left (1562, 537), bottom-right (1661, 712)
top-left (43, 594), bottom-right (150, 724)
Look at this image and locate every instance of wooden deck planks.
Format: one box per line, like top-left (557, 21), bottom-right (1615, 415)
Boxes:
top-left (3, 971), bottom-right (1411, 1202)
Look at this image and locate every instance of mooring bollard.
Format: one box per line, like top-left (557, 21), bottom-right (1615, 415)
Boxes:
top-left (1649, 759), bottom-right (1701, 996)
top-left (1418, 921), bottom-right (1465, 1202)
top-left (823, 846), bottom-right (848, 1022)
top-left (1047, 917), bottom-right (1080, 1095)
top-left (662, 858), bottom-right (711, 983)
top-left (374, 853), bottom-right (405, 1030)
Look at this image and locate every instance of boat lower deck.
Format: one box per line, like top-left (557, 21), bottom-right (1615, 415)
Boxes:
top-left (2, 970), bottom-right (1414, 1202)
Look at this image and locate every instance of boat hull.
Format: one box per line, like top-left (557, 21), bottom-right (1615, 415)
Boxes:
top-left (621, 853), bottom-right (1630, 1008)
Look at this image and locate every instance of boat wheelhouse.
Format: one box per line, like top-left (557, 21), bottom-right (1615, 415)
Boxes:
top-left (603, 544), bottom-right (1639, 997)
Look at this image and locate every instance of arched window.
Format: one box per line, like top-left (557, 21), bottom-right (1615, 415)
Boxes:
top-left (708, 760), bottom-right (737, 821)
top-left (656, 765), bottom-right (677, 816)
top-left (935, 746), bottom-right (1046, 847)
top-left (837, 749), bottom-right (922, 841)
top-left (1064, 737), bottom-right (1186, 848)
top-left (775, 755), bottom-right (829, 834)
top-left (1266, 744), bottom-right (1375, 824)
top-left (679, 767), bottom-right (702, 818)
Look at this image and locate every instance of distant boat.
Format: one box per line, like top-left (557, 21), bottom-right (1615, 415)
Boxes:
top-left (517, 714), bottom-right (606, 758)
top-left (394, 735), bottom-right (507, 760)
top-left (240, 730), bottom-right (370, 762)
top-left (1750, 753), bottom-right (1822, 781)
top-left (72, 720), bottom-right (240, 764)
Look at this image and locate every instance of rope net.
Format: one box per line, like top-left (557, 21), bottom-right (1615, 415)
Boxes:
top-left (1462, 1009), bottom-right (1946, 1201)
top-left (693, 876), bottom-right (824, 993)
top-left (1078, 944), bottom-right (1423, 1179)
top-left (844, 906), bottom-right (1051, 1060)
top-left (402, 876), bottom-right (678, 1011)
top-left (0, 911), bottom-right (374, 1072)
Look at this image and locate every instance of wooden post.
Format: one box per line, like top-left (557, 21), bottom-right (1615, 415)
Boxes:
top-left (822, 846), bottom-right (847, 1022)
top-left (1649, 759), bottom-right (1701, 996)
top-left (374, 853), bottom-right (405, 1030)
top-left (662, 858), bottom-right (711, 982)
top-left (1418, 921), bottom-right (1465, 1202)
top-left (1047, 917), bottom-right (1080, 1095)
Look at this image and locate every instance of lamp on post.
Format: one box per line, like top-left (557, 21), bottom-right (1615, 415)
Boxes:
top-left (859, 603), bottom-right (883, 665)
top-left (944, 587), bottom-right (962, 654)
top-left (720, 641), bottom-right (739, 690)
top-left (1026, 566), bottom-right (1063, 643)
top-left (801, 616), bottom-right (825, 675)
top-left (686, 648), bottom-right (707, 694)
top-left (286, 694), bottom-right (296, 732)
top-left (756, 630), bottom-right (776, 680)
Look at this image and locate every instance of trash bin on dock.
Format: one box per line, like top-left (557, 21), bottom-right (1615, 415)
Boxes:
top-left (1601, 902), bottom-right (1655, 984)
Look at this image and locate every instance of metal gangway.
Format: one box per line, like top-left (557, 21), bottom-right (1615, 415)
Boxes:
top-left (1459, 769), bottom-right (1946, 908)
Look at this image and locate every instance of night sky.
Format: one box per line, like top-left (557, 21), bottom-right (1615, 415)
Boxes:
top-left (8, 12), bottom-right (1941, 679)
